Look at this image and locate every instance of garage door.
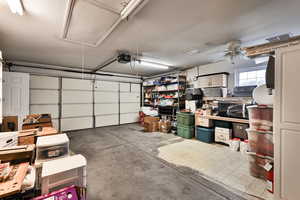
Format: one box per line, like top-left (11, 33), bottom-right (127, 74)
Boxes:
top-left (61, 78), bottom-right (93, 131)
top-left (30, 75), bottom-right (60, 129)
top-left (120, 83), bottom-right (140, 124)
top-left (94, 81), bottom-right (119, 127)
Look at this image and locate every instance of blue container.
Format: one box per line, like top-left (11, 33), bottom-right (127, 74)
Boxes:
top-left (196, 127), bottom-right (215, 143)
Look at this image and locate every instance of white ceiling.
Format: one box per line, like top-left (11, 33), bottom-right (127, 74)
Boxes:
top-left (1, 0), bottom-right (300, 76)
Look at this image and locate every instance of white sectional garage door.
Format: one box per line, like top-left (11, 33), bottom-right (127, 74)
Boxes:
top-left (30, 75), bottom-right (60, 129)
top-left (61, 78), bottom-right (93, 131)
top-left (29, 75), bottom-right (141, 131)
top-left (94, 81), bottom-right (119, 127)
top-left (120, 83), bottom-right (140, 124)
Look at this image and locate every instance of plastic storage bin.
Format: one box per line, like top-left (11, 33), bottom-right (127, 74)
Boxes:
top-left (247, 105), bottom-right (273, 131)
top-left (196, 127), bottom-right (214, 143)
top-left (232, 123), bottom-right (249, 139)
top-left (195, 113), bottom-right (213, 128)
top-left (248, 153), bottom-right (273, 179)
top-left (36, 134), bottom-right (69, 161)
top-left (247, 129), bottom-right (274, 157)
top-left (214, 120), bottom-right (232, 129)
top-left (177, 112), bottom-right (195, 126)
top-left (177, 125), bottom-right (194, 139)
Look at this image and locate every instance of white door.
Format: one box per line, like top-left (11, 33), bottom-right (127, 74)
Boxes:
top-left (3, 72), bottom-right (29, 130)
top-left (274, 45), bottom-right (300, 200)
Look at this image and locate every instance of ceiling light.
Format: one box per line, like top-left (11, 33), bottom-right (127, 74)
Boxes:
top-left (121, 0), bottom-right (143, 19)
top-left (255, 56), bottom-right (269, 65)
top-left (140, 60), bottom-right (169, 69)
top-left (6, 0), bottom-right (23, 15)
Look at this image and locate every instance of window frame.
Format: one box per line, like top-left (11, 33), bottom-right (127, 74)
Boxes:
top-left (235, 65), bottom-right (267, 87)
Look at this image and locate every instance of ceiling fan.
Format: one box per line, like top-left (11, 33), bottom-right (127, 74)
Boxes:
top-left (216, 40), bottom-right (246, 64)
top-left (186, 40), bottom-right (247, 64)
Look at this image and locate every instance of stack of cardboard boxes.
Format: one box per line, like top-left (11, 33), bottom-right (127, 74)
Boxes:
top-left (143, 116), bottom-right (171, 133)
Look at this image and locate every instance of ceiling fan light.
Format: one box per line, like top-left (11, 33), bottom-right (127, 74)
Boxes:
top-left (6, 0), bottom-right (23, 15)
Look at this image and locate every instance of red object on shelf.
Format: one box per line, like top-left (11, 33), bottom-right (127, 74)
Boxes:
top-left (266, 168), bottom-right (274, 193)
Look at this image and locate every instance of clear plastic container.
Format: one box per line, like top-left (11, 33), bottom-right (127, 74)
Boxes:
top-left (247, 105), bottom-right (273, 131)
top-left (248, 153), bottom-right (273, 179)
top-left (36, 134), bottom-right (69, 161)
top-left (247, 129), bottom-right (274, 157)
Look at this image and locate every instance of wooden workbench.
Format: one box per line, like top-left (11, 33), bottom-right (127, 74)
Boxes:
top-left (201, 115), bottom-right (249, 124)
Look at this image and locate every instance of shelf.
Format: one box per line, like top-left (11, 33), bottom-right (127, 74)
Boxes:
top-left (201, 115), bottom-right (249, 124)
top-left (143, 81), bottom-right (186, 87)
top-left (145, 97), bottom-right (183, 99)
top-left (151, 89), bottom-right (184, 93)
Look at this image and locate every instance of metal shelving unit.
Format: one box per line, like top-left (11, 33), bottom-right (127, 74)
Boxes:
top-left (142, 74), bottom-right (186, 118)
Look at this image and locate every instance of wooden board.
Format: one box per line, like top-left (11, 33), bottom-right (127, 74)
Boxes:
top-left (0, 163), bottom-right (29, 198)
top-left (37, 127), bottom-right (59, 137)
top-left (0, 145), bottom-right (35, 163)
top-left (18, 130), bottom-right (36, 145)
top-left (202, 115), bottom-right (249, 124)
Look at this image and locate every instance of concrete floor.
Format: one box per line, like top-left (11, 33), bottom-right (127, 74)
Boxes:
top-left (68, 123), bottom-right (255, 200)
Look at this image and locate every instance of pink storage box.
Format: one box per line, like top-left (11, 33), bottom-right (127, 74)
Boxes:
top-left (32, 185), bottom-right (79, 200)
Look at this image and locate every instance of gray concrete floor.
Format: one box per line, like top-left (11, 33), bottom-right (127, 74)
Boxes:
top-left (68, 123), bottom-right (249, 200)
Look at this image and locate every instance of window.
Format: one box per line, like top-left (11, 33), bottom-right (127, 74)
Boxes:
top-left (236, 67), bottom-right (266, 87)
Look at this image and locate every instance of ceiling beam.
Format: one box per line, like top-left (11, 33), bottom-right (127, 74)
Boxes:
top-left (92, 57), bottom-right (117, 72)
top-left (243, 35), bottom-right (300, 57)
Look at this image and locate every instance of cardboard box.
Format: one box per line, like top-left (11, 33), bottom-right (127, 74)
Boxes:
top-left (159, 120), bottom-right (171, 133)
top-left (0, 145), bottom-right (35, 164)
top-left (144, 116), bottom-right (160, 132)
top-left (195, 113), bottom-right (213, 127)
top-left (2, 116), bottom-right (18, 132)
top-left (144, 116), bottom-right (160, 124)
top-left (22, 114), bottom-right (53, 130)
top-left (144, 121), bottom-right (159, 132)
top-left (18, 130), bottom-right (36, 145)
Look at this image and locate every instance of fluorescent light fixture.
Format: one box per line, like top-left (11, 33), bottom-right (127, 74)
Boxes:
top-left (255, 56), bottom-right (269, 65)
top-left (140, 60), bottom-right (169, 69)
top-left (121, 0), bottom-right (143, 19)
top-left (6, 0), bottom-right (23, 15)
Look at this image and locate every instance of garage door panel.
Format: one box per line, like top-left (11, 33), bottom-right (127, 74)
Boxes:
top-left (120, 83), bottom-right (130, 92)
top-left (94, 92), bottom-right (118, 103)
top-left (120, 103), bottom-right (140, 114)
top-left (30, 105), bottom-right (59, 119)
top-left (61, 117), bottom-right (93, 131)
top-left (62, 91), bottom-right (93, 103)
top-left (30, 76), bottom-right (59, 89)
top-left (95, 81), bottom-right (118, 91)
top-left (52, 119), bottom-right (59, 130)
top-left (131, 84), bottom-right (140, 93)
top-left (95, 115), bottom-right (118, 127)
top-left (30, 90), bottom-right (59, 104)
top-left (120, 93), bottom-right (140, 103)
top-left (62, 104), bottom-right (93, 118)
top-left (120, 113), bottom-right (139, 124)
top-left (62, 78), bottom-right (93, 90)
top-left (95, 104), bottom-right (118, 115)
